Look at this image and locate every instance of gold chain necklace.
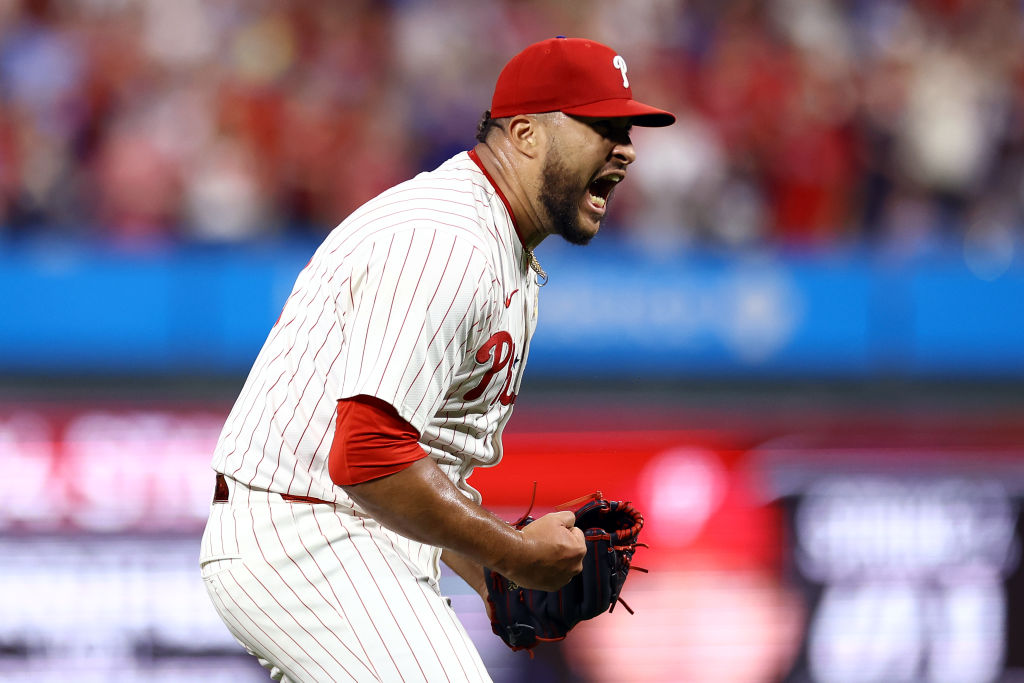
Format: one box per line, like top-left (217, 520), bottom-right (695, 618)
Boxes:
top-left (524, 248), bottom-right (547, 286)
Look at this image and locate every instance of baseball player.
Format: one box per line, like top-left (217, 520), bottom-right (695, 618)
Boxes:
top-left (199, 36), bottom-right (674, 682)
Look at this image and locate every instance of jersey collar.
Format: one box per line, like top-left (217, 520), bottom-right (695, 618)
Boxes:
top-left (468, 148), bottom-right (527, 249)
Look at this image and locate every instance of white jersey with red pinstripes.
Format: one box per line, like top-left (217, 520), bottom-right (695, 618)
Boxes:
top-left (201, 151), bottom-right (539, 681)
top-left (212, 149), bottom-right (539, 514)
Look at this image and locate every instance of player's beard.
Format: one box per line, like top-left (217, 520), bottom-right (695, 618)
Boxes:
top-left (539, 146), bottom-right (599, 246)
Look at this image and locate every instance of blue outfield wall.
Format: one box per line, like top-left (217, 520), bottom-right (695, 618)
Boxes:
top-left (1, 239), bottom-right (1022, 378)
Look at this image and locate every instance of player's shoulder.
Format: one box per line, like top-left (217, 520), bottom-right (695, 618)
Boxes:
top-left (329, 152), bottom-right (495, 250)
top-left (387, 151), bottom-right (493, 222)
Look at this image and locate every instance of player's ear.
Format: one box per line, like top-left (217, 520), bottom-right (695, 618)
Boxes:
top-left (506, 115), bottom-right (542, 159)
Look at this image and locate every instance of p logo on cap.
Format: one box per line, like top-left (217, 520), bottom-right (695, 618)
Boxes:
top-left (612, 55), bottom-right (629, 88)
top-left (489, 37), bottom-right (675, 127)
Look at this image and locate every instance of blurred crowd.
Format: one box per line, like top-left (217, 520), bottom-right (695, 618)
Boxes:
top-left (1, 0), bottom-right (1023, 256)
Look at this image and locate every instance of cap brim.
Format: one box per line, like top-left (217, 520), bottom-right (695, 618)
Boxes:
top-left (561, 98), bottom-right (676, 127)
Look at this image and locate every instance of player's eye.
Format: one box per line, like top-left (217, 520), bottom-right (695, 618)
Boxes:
top-left (598, 122), bottom-right (632, 144)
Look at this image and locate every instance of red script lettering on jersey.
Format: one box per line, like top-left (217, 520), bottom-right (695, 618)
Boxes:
top-left (504, 289), bottom-right (519, 308)
top-left (464, 331), bottom-right (517, 405)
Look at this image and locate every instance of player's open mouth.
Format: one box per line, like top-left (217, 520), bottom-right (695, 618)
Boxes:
top-left (586, 173), bottom-right (623, 213)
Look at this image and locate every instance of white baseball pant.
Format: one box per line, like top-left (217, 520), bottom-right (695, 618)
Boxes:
top-left (199, 475), bottom-right (492, 682)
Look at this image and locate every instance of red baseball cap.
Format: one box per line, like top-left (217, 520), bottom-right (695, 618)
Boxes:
top-left (490, 37), bottom-right (675, 127)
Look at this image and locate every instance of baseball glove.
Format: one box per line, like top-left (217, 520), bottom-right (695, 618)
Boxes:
top-left (483, 491), bottom-right (645, 651)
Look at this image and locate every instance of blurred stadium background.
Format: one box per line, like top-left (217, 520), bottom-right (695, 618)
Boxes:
top-left (2, 0), bottom-right (1024, 681)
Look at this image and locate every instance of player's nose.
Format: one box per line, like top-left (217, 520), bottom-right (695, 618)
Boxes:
top-left (612, 140), bottom-right (636, 166)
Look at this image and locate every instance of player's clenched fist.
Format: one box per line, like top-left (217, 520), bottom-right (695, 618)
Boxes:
top-left (505, 511), bottom-right (586, 591)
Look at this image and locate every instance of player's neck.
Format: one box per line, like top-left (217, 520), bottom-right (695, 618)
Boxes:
top-left (471, 142), bottom-right (549, 251)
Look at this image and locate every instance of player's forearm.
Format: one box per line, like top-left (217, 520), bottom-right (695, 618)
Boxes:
top-left (441, 549), bottom-right (488, 599)
top-left (341, 458), bottom-right (525, 579)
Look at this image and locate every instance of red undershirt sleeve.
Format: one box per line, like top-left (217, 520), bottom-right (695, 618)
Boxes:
top-left (328, 395), bottom-right (428, 486)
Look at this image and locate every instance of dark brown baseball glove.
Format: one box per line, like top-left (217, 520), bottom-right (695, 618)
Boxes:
top-left (483, 491), bottom-right (645, 651)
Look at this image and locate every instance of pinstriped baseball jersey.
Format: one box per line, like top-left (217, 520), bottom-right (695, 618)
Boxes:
top-left (202, 151), bottom-right (540, 681)
top-left (212, 149), bottom-right (539, 511)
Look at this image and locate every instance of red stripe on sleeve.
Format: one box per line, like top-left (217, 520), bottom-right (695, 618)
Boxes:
top-left (328, 395), bottom-right (427, 486)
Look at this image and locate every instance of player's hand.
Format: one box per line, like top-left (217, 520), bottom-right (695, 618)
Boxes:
top-left (505, 511), bottom-right (586, 591)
